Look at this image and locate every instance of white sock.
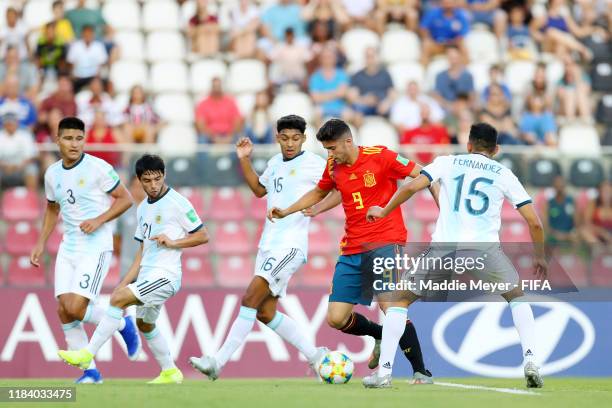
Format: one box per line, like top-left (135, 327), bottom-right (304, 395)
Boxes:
top-left (83, 304), bottom-right (126, 330)
top-left (126, 305), bottom-right (137, 319)
top-left (87, 306), bottom-right (123, 355)
top-left (510, 298), bottom-right (537, 365)
top-left (267, 312), bottom-right (318, 362)
top-left (378, 307), bottom-right (408, 377)
top-left (215, 306), bottom-right (256, 369)
top-left (62, 321), bottom-right (96, 369)
top-left (143, 328), bottom-right (175, 371)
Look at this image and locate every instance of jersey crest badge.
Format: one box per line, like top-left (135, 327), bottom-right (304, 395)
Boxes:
top-left (363, 171), bottom-right (376, 188)
top-left (289, 169), bottom-right (296, 176)
top-left (155, 215), bottom-right (162, 224)
top-left (78, 178), bottom-right (85, 187)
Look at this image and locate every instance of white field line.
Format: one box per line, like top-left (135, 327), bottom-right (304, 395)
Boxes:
top-left (430, 381), bottom-right (541, 396)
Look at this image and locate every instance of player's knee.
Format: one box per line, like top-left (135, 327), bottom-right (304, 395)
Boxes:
top-left (63, 302), bottom-right (86, 321)
top-left (326, 311), bottom-right (349, 330)
top-left (240, 294), bottom-right (260, 310)
top-left (136, 319), bottom-right (154, 333)
top-left (256, 308), bottom-right (275, 324)
top-left (110, 288), bottom-right (129, 308)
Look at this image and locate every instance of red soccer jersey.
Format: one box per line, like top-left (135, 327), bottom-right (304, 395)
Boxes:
top-left (317, 146), bottom-right (416, 255)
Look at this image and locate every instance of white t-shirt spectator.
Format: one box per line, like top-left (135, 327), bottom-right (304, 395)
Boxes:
top-left (76, 90), bottom-right (124, 128)
top-left (230, 3), bottom-right (259, 30)
top-left (390, 95), bottom-right (445, 130)
top-left (67, 40), bottom-right (108, 79)
top-left (0, 21), bottom-right (29, 60)
top-left (341, 0), bottom-right (374, 19)
top-left (0, 128), bottom-right (38, 165)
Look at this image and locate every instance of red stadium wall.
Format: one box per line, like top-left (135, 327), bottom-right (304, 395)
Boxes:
top-left (0, 289), bottom-right (380, 379)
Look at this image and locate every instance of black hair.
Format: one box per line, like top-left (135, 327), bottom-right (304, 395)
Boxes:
top-left (316, 118), bottom-right (351, 142)
top-left (82, 24), bottom-right (94, 32)
top-left (277, 114), bottom-right (306, 134)
top-left (52, 0), bottom-right (64, 8)
top-left (135, 154), bottom-right (165, 179)
top-left (469, 122), bottom-right (498, 153)
top-left (58, 116), bottom-right (85, 136)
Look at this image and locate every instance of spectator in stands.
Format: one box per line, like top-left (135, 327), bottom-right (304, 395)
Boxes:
top-left (0, 46), bottom-right (39, 101)
top-left (67, 25), bottom-right (108, 93)
top-left (506, 3), bottom-right (534, 61)
top-left (45, 0), bottom-right (75, 43)
top-left (0, 7), bottom-right (29, 60)
top-left (433, 46), bottom-right (475, 111)
top-left (450, 109), bottom-right (473, 145)
top-left (0, 112), bottom-right (38, 190)
top-left (444, 92), bottom-right (470, 135)
top-left (76, 76), bottom-right (122, 129)
top-left (260, 0), bottom-right (307, 43)
top-left (465, 0), bottom-right (506, 38)
top-left (85, 110), bottom-right (123, 167)
top-left (481, 64), bottom-right (511, 103)
top-left (195, 77), bottom-right (243, 144)
top-left (307, 20), bottom-right (345, 74)
top-left (123, 85), bottom-right (161, 144)
top-left (341, 0), bottom-right (376, 31)
top-left (65, 0), bottom-right (106, 39)
top-left (390, 80), bottom-right (444, 134)
top-left (188, 0), bottom-right (220, 57)
top-left (269, 28), bottom-right (312, 89)
top-left (399, 104), bottom-right (450, 164)
top-left (581, 180), bottom-right (612, 245)
top-left (245, 91), bottom-right (274, 144)
top-left (375, 0), bottom-right (419, 34)
top-left (309, 46), bottom-right (354, 124)
top-left (519, 94), bottom-right (557, 146)
top-left (480, 83), bottom-right (518, 144)
top-left (0, 75), bottom-right (36, 129)
top-left (35, 22), bottom-right (68, 80)
top-left (528, 62), bottom-right (554, 110)
top-left (229, 0), bottom-right (260, 58)
top-left (347, 47), bottom-right (394, 118)
top-left (542, 175), bottom-right (579, 245)
top-left (37, 75), bottom-right (76, 137)
top-left (420, 0), bottom-right (470, 65)
top-left (530, 0), bottom-right (593, 61)
top-left (302, 0), bottom-right (350, 38)
top-left (556, 57), bottom-right (592, 122)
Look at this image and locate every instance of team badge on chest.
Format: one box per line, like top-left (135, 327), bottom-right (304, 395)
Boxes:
top-left (363, 171), bottom-right (376, 188)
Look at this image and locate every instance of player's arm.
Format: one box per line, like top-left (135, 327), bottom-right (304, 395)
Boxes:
top-left (303, 189), bottom-right (342, 217)
top-left (80, 184), bottom-right (133, 234)
top-left (409, 161), bottom-right (440, 208)
top-left (268, 186), bottom-right (329, 221)
top-left (517, 203), bottom-right (548, 279)
top-left (151, 226), bottom-right (209, 249)
top-left (366, 174), bottom-right (431, 222)
top-left (30, 201), bottom-right (60, 267)
top-left (236, 137), bottom-right (267, 198)
top-left (117, 243), bottom-right (143, 288)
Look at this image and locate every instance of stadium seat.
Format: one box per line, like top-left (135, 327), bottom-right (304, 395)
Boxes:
top-left (143, 0), bottom-right (180, 31)
top-left (207, 188), bottom-right (246, 221)
top-left (553, 253), bottom-right (588, 288)
top-left (217, 255), bottom-right (254, 287)
top-left (591, 253), bottom-right (612, 287)
top-left (270, 92), bottom-right (314, 122)
top-left (199, 152), bottom-right (244, 187)
top-left (604, 127), bottom-right (612, 146)
top-left (213, 222), bottom-right (252, 255)
top-left (585, 33), bottom-right (612, 64)
top-left (413, 191), bottom-right (439, 222)
top-left (358, 117), bottom-right (399, 150)
top-left (227, 59), bottom-right (267, 94)
top-left (146, 31), bottom-right (186, 62)
top-left (114, 31), bottom-right (145, 61)
top-left (23, 0), bottom-right (53, 29)
top-left (300, 255), bottom-right (334, 287)
top-left (110, 61), bottom-right (148, 93)
top-left (7, 256), bottom-right (46, 287)
top-left (504, 61), bottom-right (536, 95)
top-left (103, 0), bottom-right (141, 30)
top-left (569, 158), bottom-right (605, 188)
top-left (501, 201), bottom-right (523, 222)
top-left (46, 223), bottom-right (64, 256)
top-left (500, 221), bottom-right (530, 242)
top-left (165, 157), bottom-right (200, 187)
top-left (388, 62), bottom-right (425, 92)
top-left (150, 61), bottom-right (189, 93)
top-left (1, 187), bottom-right (41, 222)
top-left (496, 154), bottom-right (524, 182)
top-left (558, 124), bottom-right (601, 156)
top-left (380, 29), bottom-right (420, 64)
top-left (425, 57), bottom-right (449, 92)
top-left (189, 59), bottom-right (228, 95)
top-left (465, 30), bottom-right (499, 64)
top-left (103, 256), bottom-right (121, 288)
top-left (154, 93), bottom-right (194, 124)
top-left (591, 62), bottom-right (612, 92)
top-left (235, 93), bottom-right (256, 118)
top-left (248, 196), bottom-right (268, 221)
top-left (528, 158), bottom-right (562, 187)
top-left (596, 94), bottom-right (612, 125)
top-left (467, 62), bottom-right (491, 94)
top-left (340, 29), bottom-right (380, 69)
top-left (545, 57), bottom-right (565, 87)
top-left (182, 255), bottom-right (215, 287)
top-left (157, 124), bottom-right (197, 157)
top-left (5, 222), bottom-right (39, 256)
top-left (308, 221), bottom-right (335, 255)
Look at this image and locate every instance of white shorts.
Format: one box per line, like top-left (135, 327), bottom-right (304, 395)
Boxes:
top-left (255, 248), bottom-right (305, 297)
top-left (54, 245), bottom-right (112, 300)
top-left (127, 271), bottom-right (176, 324)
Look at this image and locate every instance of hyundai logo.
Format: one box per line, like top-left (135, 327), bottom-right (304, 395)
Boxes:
top-left (432, 298), bottom-right (595, 377)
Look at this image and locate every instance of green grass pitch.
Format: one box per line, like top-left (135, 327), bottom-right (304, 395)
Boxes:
top-left (1, 378), bottom-right (610, 408)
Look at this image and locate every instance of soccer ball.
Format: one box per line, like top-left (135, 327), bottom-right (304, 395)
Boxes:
top-left (318, 351), bottom-right (354, 384)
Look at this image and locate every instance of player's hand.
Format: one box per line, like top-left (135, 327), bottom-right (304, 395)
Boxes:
top-left (150, 234), bottom-right (176, 249)
top-left (267, 207), bottom-right (286, 222)
top-left (366, 206), bottom-right (385, 222)
top-left (79, 217), bottom-right (103, 234)
top-left (534, 257), bottom-right (548, 280)
top-left (301, 206), bottom-right (318, 217)
top-left (30, 243), bottom-right (44, 267)
top-left (236, 137), bottom-right (254, 159)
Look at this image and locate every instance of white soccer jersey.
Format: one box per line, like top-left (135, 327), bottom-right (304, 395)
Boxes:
top-left (134, 187), bottom-right (203, 288)
top-left (44, 153), bottom-right (120, 253)
top-left (421, 153), bottom-right (532, 243)
top-left (258, 151), bottom-right (326, 256)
